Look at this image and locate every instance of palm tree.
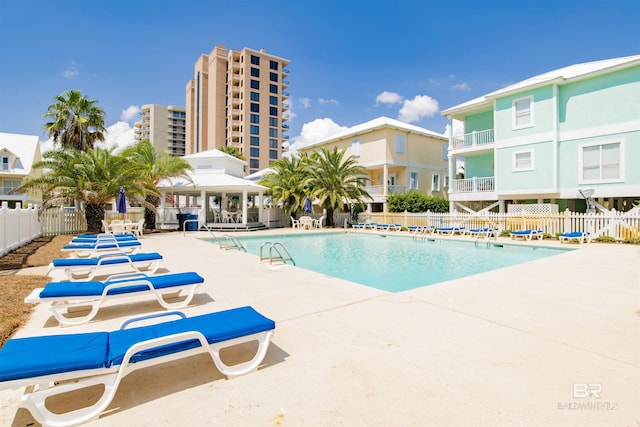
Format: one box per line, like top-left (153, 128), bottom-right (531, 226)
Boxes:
top-left (219, 145), bottom-right (246, 160)
top-left (308, 147), bottom-right (372, 227)
top-left (44, 90), bottom-right (106, 151)
top-left (258, 154), bottom-right (312, 218)
top-left (17, 147), bottom-right (147, 232)
top-left (122, 140), bottom-right (193, 230)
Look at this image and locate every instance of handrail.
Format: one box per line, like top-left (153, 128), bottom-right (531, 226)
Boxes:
top-left (219, 235), bottom-right (246, 252)
top-left (183, 220), bottom-right (219, 242)
top-left (259, 241), bottom-right (295, 265)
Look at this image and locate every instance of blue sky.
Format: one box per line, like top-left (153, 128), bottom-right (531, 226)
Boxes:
top-left (1, 0), bottom-right (639, 151)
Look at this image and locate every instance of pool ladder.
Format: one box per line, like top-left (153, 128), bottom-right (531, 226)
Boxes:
top-left (218, 235), bottom-right (247, 252)
top-left (259, 242), bottom-right (296, 266)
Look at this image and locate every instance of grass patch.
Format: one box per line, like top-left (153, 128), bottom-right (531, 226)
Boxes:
top-left (0, 274), bottom-right (49, 347)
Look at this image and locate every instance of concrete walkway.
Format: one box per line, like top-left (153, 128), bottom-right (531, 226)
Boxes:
top-left (1, 230), bottom-right (638, 426)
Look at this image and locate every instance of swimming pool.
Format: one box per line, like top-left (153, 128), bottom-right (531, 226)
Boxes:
top-left (219, 232), bottom-right (569, 292)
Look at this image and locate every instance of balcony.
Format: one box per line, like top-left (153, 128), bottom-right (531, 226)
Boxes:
top-left (282, 123), bottom-right (289, 129)
top-left (451, 176), bottom-right (494, 193)
top-left (282, 80), bottom-right (290, 87)
top-left (451, 129), bottom-right (494, 151)
top-left (363, 185), bottom-right (407, 196)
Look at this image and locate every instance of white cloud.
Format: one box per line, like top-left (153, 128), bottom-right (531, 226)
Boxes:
top-left (299, 97), bottom-right (312, 108)
top-left (120, 105), bottom-right (140, 123)
top-left (318, 98), bottom-right (339, 105)
top-left (442, 118), bottom-right (465, 138)
top-left (375, 91), bottom-right (403, 106)
top-left (285, 118), bottom-right (347, 156)
top-left (397, 95), bottom-right (440, 122)
top-left (60, 61), bottom-right (79, 79)
top-left (451, 82), bottom-right (471, 91)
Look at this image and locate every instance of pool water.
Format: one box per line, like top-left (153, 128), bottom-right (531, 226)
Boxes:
top-left (224, 232), bottom-right (569, 292)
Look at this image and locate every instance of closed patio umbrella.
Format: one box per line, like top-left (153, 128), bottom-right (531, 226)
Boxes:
top-left (116, 187), bottom-right (127, 217)
top-left (304, 196), bottom-right (312, 214)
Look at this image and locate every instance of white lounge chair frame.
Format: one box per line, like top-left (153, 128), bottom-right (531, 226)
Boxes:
top-left (25, 272), bottom-right (203, 326)
top-left (559, 232), bottom-right (591, 244)
top-left (510, 230), bottom-right (544, 241)
top-left (0, 310), bottom-right (274, 427)
top-left (48, 252), bottom-right (162, 281)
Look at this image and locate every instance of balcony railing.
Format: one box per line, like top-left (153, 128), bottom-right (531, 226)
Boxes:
top-left (451, 129), bottom-right (494, 150)
top-left (364, 185), bottom-right (407, 196)
top-left (452, 176), bottom-right (494, 193)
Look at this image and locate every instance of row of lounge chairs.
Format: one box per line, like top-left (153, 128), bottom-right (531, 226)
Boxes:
top-left (0, 232), bottom-right (276, 426)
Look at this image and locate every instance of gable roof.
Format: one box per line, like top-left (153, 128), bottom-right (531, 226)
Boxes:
top-left (0, 132), bottom-right (41, 176)
top-left (442, 54), bottom-right (640, 117)
top-left (300, 116), bottom-right (446, 151)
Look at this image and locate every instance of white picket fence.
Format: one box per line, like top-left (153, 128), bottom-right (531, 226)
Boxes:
top-left (359, 208), bottom-right (640, 241)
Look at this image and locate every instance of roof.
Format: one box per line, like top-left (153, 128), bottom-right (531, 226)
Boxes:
top-left (0, 132), bottom-right (41, 176)
top-left (300, 116), bottom-right (446, 151)
top-left (158, 170), bottom-right (266, 192)
top-left (442, 54), bottom-right (640, 116)
top-left (183, 148), bottom-right (246, 164)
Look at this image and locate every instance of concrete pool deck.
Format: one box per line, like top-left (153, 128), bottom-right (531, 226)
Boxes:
top-left (1, 229), bottom-right (638, 426)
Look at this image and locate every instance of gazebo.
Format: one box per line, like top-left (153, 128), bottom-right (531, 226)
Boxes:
top-left (156, 149), bottom-right (268, 230)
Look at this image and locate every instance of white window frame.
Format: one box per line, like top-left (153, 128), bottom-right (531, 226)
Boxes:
top-left (442, 144), bottom-right (449, 161)
top-left (512, 95), bottom-right (534, 129)
top-left (512, 149), bottom-right (534, 172)
top-left (352, 138), bottom-right (360, 157)
top-left (1, 156), bottom-right (9, 171)
top-left (444, 175), bottom-right (450, 188)
top-left (432, 174), bottom-right (440, 192)
top-left (395, 134), bottom-right (404, 154)
top-left (578, 140), bottom-right (624, 183)
top-left (409, 171), bottom-right (418, 190)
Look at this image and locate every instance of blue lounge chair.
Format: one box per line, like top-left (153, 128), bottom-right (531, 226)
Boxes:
top-left (62, 238), bottom-right (142, 257)
top-left (0, 307), bottom-right (275, 427)
top-left (437, 226), bottom-right (466, 236)
top-left (559, 231), bottom-right (591, 244)
top-left (71, 233), bottom-right (138, 243)
top-left (48, 252), bottom-right (163, 281)
top-left (25, 271), bottom-right (204, 326)
top-left (510, 230), bottom-right (543, 241)
top-left (468, 227), bottom-right (500, 239)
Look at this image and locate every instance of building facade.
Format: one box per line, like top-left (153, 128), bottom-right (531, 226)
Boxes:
top-left (0, 132), bottom-right (42, 207)
top-left (133, 104), bottom-right (187, 156)
top-left (299, 117), bottom-right (449, 213)
top-left (186, 45), bottom-right (291, 175)
top-left (442, 55), bottom-right (640, 213)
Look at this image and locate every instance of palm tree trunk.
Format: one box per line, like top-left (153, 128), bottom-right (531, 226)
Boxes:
top-left (85, 203), bottom-right (105, 233)
top-left (326, 207), bottom-right (335, 227)
top-left (145, 194), bottom-right (159, 230)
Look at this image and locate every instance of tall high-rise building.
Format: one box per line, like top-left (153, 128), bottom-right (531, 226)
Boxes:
top-left (133, 104), bottom-right (187, 156)
top-left (186, 45), bottom-right (290, 174)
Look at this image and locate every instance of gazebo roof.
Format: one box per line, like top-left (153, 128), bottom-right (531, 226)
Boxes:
top-left (158, 170), bottom-right (267, 192)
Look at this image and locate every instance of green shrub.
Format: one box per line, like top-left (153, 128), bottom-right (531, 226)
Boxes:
top-left (387, 191), bottom-right (449, 213)
top-left (595, 236), bottom-right (617, 243)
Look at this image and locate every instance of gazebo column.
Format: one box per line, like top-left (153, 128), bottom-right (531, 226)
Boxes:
top-left (199, 189), bottom-right (206, 226)
top-left (159, 190), bottom-right (166, 229)
top-left (258, 190), bottom-right (264, 223)
top-left (241, 189), bottom-right (248, 225)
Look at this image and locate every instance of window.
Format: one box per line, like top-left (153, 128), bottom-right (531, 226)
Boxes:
top-left (269, 106), bottom-right (278, 116)
top-left (395, 134), bottom-right (405, 153)
top-left (250, 114), bottom-right (260, 124)
top-left (442, 144), bottom-right (449, 161)
top-left (512, 150), bottom-right (534, 171)
top-left (269, 139), bottom-right (278, 148)
top-left (269, 149), bottom-right (278, 159)
top-left (432, 174), bottom-right (440, 191)
top-left (250, 136), bottom-right (260, 146)
top-left (352, 138), bottom-right (360, 157)
top-left (512, 95), bottom-right (533, 129)
top-left (250, 67), bottom-right (260, 77)
top-left (444, 175), bottom-right (450, 188)
top-left (250, 80), bottom-right (259, 89)
top-left (250, 159), bottom-right (260, 169)
top-left (409, 172), bottom-right (418, 190)
top-left (250, 125), bottom-right (260, 135)
top-left (1, 156), bottom-right (9, 171)
top-left (250, 92), bottom-right (259, 102)
top-left (269, 84), bottom-right (278, 94)
top-left (269, 117), bottom-right (278, 127)
top-left (269, 72), bottom-right (278, 82)
top-left (250, 55), bottom-right (260, 65)
top-left (269, 128), bottom-right (278, 138)
top-left (269, 95), bottom-right (278, 105)
top-left (581, 142), bottom-right (621, 182)
top-left (250, 147), bottom-right (259, 157)
top-left (250, 103), bottom-right (259, 113)
top-left (270, 60), bottom-right (278, 70)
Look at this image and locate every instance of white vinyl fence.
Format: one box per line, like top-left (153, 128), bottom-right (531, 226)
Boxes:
top-left (0, 202), bottom-right (41, 257)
